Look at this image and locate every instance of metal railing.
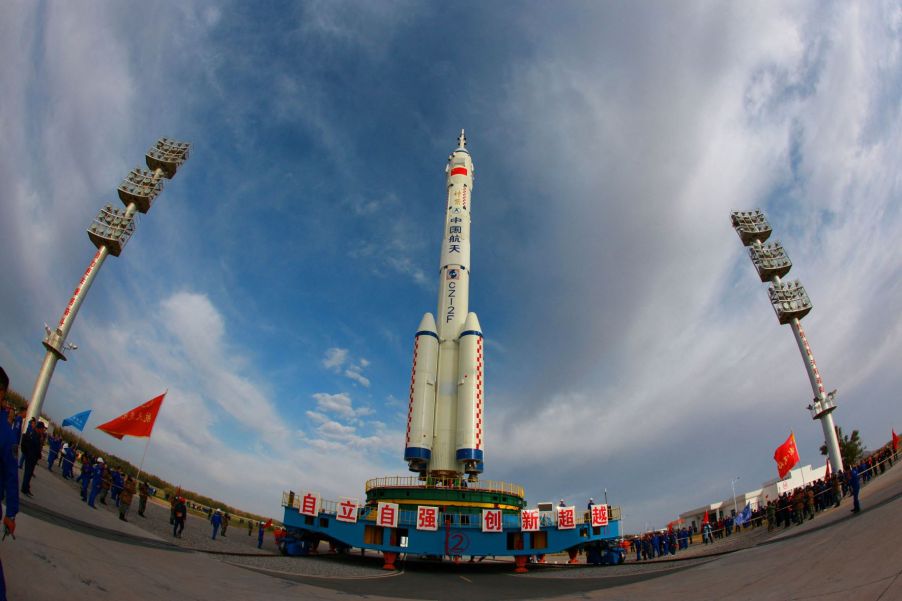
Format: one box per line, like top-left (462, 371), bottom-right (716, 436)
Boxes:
top-left (364, 475), bottom-right (525, 498)
top-left (282, 491), bottom-right (621, 531)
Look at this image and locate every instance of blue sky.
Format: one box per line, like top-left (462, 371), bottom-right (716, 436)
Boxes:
top-left (1, 1), bottom-right (900, 530)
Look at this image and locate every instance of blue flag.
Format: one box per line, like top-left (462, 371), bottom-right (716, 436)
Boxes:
top-left (734, 503), bottom-right (752, 527)
top-left (61, 409), bottom-right (92, 432)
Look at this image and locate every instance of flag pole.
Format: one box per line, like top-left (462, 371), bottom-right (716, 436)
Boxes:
top-left (134, 435), bottom-right (152, 484)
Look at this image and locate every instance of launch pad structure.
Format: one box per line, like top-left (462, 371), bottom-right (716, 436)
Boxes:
top-left (282, 132), bottom-right (622, 572)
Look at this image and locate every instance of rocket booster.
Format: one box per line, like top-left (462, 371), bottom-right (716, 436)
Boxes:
top-left (404, 131), bottom-right (484, 480)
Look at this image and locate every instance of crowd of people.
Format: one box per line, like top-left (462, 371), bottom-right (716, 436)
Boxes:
top-left (72, 453), bottom-right (143, 521)
top-left (628, 441), bottom-right (898, 562)
top-left (0, 364), bottom-right (278, 592)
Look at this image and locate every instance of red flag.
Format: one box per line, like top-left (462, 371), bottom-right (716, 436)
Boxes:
top-left (893, 429), bottom-right (899, 452)
top-left (774, 432), bottom-right (801, 478)
top-left (824, 458), bottom-right (831, 480)
top-left (96, 393), bottom-right (166, 439)
top-left (263, 518), bottom-right (273, 529)
top-left (702, 511), bottom-right (709, 525)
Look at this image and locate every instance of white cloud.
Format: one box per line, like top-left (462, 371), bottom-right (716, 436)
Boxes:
top-left (322, 347), bottom-right (349, 370)
top-left (312, 391), bottom-right (373, 420)
top-left (344, 367), bottom-right (371, 388)
top-left (312, 392), bottom-right (355, 418)
top-left (322, 348), bottom-right (372, 387)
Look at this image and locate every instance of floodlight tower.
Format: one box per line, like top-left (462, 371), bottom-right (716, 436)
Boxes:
top-left (731, 209), bottom-right (843, 474)
top-left (26, 138), bottom-right (190, 423)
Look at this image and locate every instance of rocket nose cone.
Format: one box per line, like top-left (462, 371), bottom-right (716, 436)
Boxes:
top-left (462, 312), bottom-right (482, 333)
top-left (417, 313), bottom-right (438, 333)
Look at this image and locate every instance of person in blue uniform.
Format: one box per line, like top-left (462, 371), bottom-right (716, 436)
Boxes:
top-left (257, 521), bottom-right (265, 549)
top-left (46, 432), bottom-right (62, 471)
top-left (61, 444), bottom-right (75, 479)
top-left (12, 414), bottom-right (25, 468)
top-left (211, 509), bottom-right (223, 539)
top-left (850, 467), bottom-right (861, 513)
top-left (88, 458), bottom-right (105, 508)
top-left (1, 367), bottom-right (21, 601)
top-left (78, 457), bottom-right (92, 501)
top-left (111, 469), bottom-right (123, 507)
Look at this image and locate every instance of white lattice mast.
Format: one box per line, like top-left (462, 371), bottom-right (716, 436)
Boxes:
top-left (26, 139), bottom-right (190, 423)
top-left (731, 210), bottom-right (843, 473)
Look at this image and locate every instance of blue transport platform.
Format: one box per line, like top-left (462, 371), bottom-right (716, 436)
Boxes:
top-left (281, 477), bottom-right (622, 572)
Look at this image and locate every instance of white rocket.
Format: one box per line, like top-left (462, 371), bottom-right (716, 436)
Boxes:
top-left (405, 130), bottom-right (484, 481)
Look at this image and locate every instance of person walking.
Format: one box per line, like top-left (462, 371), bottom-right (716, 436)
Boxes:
top-left (173, 497), bottom-right (187, 538)
top-left (87, 459), bottom-right (104, 508)
top-left (118, 476), bottom-right (136, 522)
top-left (17, 419), bottom-right (33, 469)
top-left (257, 521), bottom-right (265, 549)
top-left (221, 512), bottom-right (230, 537)
top-left (78, 456), bottom-right (93, 501)
top-left (99, 465), bottom-right (112, 505)
top-left (111, 469), bottom-right (123, 507)
top-left (211, 509), bottom-right (223, 539)
top-left (61, 444), bottom-right (75, 479)
top-left (45, 432), bottom-right (62, 472)
top-left (850, 468), bottom-right (861, 513)
top-left (137, 481), bottom-right (149, 517)
top-left (19, 421), bottom-right (45, 497)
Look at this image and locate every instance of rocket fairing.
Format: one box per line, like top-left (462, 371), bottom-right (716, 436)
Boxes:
top-left (404, 131), bottom-right (484, 480)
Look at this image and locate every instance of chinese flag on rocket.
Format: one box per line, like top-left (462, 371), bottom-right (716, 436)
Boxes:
top-left (96, 393), bottom-right (166, 439)
top-left (773, 432), bottom-right (801, 479)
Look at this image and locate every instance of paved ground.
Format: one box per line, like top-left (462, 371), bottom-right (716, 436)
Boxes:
top-left (5, 457), bottom-right (902, 600)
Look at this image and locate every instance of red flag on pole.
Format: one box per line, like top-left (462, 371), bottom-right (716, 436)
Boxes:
top-left (824, 457), bottom-right (831, 481)
top-left (263, 518), bottom-right (273, 529)
top-left (702, 510), bottom-right (709, 525)
top-left (893, 429), bottom-right (899, 452)
top-left (96, 393), bottom-right (166, 439)
top-left (774, 432), bottom-right (801, 479)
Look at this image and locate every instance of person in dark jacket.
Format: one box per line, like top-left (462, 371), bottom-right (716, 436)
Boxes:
top-left (17, 418), bottom-right (32, 469)
top-left (173, 497), bottom-right (187, 538)
top-left (137, 481), bottom-right (149, 517)
top-left (19, 421), bottom-right (45, 496)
